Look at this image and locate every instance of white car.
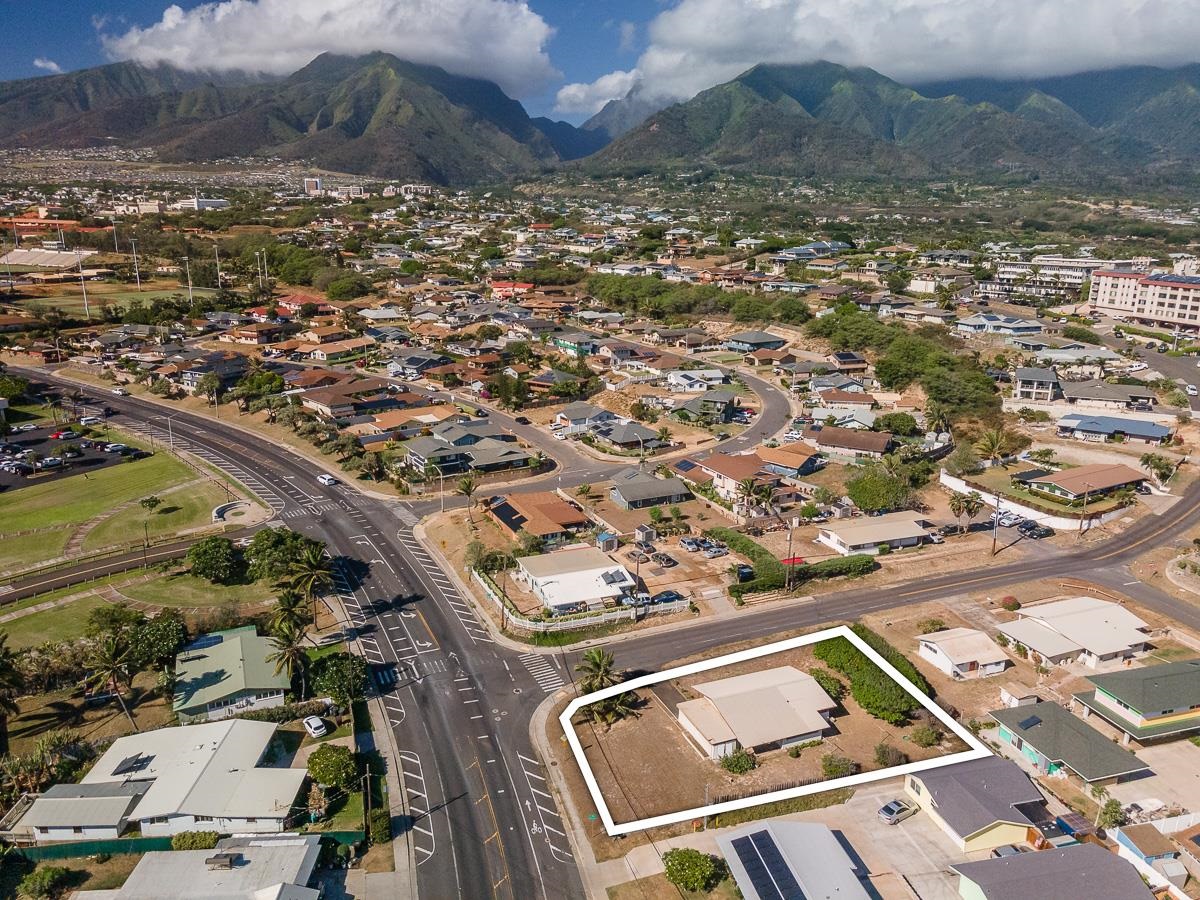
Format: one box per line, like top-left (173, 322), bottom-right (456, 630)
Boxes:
top-left (111, 388), bottom-right (129, 396)
top-left (1128, 363), bottom-right (1149, 373)
top-left (302, 716), bottom-right (327, 738)
top-left (317, 473), bottom-right (338, 486)
top-left (1187, 385), bottom-right (1198, 397)
top-left (79, 416), bottom-right (102, 425)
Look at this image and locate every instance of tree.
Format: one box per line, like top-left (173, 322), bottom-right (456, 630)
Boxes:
top-left (287, 543), bottom-right (332, 615)
top-left (85, 604), bottom-right (145, 638)
top-left (1140, 452), bottom-right (1174, 485)
top-left (574, 648), bottom-right (619, 694)
top-left (195, 371), bottom-right (223, 405)
top-left (132, 610), bottom-right (187, 672)
top-left (736, 476), bottom-right (759, 515)
top-left (18, 866), bottom-right (70, 899)
top-left (270, 587), bottom-right (312, 635)
top-left (0, 634), bottom-right (25, 755)
top-left (846, 469), bottom-right (911, 513)
top-left (947, 490), bottom-right (984, 534)
top-left (876, 412), bottom-right (918, 436)
top-left (1027, 448), bottom-right (1057, 466)
top-left (246, 528), bottom-right (316, 582)
top-left (186, 536), bottom-right (242, 585)
top-left (575, 483), bottom-right (591, 499)
top-left (943, 442), bottom-right (981, 477)
top-left (1096, 798), bottom-right (1127, 830)
top-left (84, 633), bottom-right (140, 732)
top-left (457, 475), bottom-right (478, 523)
top-left (307, 743), bottom-right (357, 790)
top-left (267, 620), bottom-right (310, 699)
top-left (310, 652), bottom-right (369, 709)
top-left (662, 848), bottom-right (718, 893)
top-left (974, 428), bottom-right (1011, 466)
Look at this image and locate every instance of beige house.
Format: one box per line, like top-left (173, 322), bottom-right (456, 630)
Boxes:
top-left (816, 511), bottom-right (932, 556)
top-left (917, 628), bottom-right (1010, 680)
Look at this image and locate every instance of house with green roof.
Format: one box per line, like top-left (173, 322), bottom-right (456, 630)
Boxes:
top-left (990, 701), bottom-right (1150, 786)
top-left (172, 627), bottom-right (289, 724)
top-left (1074, 658), bottom-right (1200, 744)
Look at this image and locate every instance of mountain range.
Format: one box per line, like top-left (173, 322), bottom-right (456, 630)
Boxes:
top-left (3, 53), bottom-right (1200, 184)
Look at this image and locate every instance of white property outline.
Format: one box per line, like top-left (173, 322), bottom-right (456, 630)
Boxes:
top-left (560, 625), bottom-right (993, 835)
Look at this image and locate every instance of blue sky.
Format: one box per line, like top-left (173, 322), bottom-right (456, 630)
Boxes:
top-left (2, 0), bottom-right (651, 121)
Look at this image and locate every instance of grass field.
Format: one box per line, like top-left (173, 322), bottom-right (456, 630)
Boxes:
top-left (1, 593), bottom-right (111, 649)
top-left (0, 530), bottom-right (71, 573)
top-left (119, 570), bottom-right (275, 608)
top-left (82, 479), bottom-right (230, 552)
top-left (607, 875), bottom-right (739, 900)
top-left (16, 282), bottom-right (216, 317)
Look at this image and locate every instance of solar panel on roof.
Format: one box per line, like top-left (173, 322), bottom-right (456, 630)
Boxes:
top-left (1018, 714), bottom-right (1042, 730)
top-left (111, 753), bottom-right (151, 776)
top-left (730, 831), bottom-right (807, 900)
top-left (674, 459), bottom-right (697, 472)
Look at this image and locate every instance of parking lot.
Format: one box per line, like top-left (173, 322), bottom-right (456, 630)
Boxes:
top-left (0, 423), bottom-right (149, 493)
top-left (618, 533), bottom-right (748, 604)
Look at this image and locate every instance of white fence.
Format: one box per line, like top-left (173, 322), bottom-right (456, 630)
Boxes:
top-left (938, 471), bottom-right (1128, 531)
top-left (471, 569), bottom-right (690, 633)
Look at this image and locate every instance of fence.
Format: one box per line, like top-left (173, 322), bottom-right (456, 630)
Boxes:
top-left (16, 836), bottom-right (173, 860)
top-left (471, 568), bottom-right (690, 633)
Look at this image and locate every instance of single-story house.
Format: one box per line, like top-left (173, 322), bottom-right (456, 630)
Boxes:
top-left (1021, 462), bottom-right (1146, 502)
top-left (1056, 414), bottom-right (1170, 446)
top-left (1061, 379), bottom-right (1156, 410)
top-left (486, 492), bottom-right (591, 547)
top-left (716, 822), bottom-right (871, 900)
top-left (990, 701), bottom-right (1150, 784)
top-left (917, 627), bottom-right (1010, 680)
top-left (1073, 658), bottom-right (1200, 744)
top-left (816, 388), bottom-right (876, 409)
top-left (172, 627), bottom-right (289, 724)
top-left (12, 720), bottom-right (304, 841)
top-left (904, 756), bottom-right (1048, 853)
top-left (724, 330), bottom-right (787, 353)
top-left (588, 419), bottom-right (661, 452)
top-left (816, 511), bottom-right (932, 556)
top-left (677, 666), bottom-right (837, 760)
top-left (608, 468), bottom-right (692, 510)
top-left (515, 547), bottom-right (636, 613)
top-left (956, 314), bottom-right (1043, 337)
top-left (997, 596), bottom-right (1150, 668)
top-left (1113, 824), bottom-right (1188, 888)
top-left (755, 443), bottom-right (822, 478)
top-left (950, 843), bottom-right (1154, 900)
top-left (801, 425), bottom-right (893, 460)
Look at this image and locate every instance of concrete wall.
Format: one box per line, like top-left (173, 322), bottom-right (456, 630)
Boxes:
top-left (939, 471), bottom-right (1128, 532)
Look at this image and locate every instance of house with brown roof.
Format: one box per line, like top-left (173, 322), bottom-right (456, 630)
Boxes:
top-left (1020, 463), bottom-right (1146, 502)
top-left (802, 425), bottom-right (893, 461)
top-left (816, 388), bottom-right (876, 409)
top-left (221, 322), bottom-right (284, 345)
top-left (486, 492), bottom-right (591, 547)
top-left (296, 325), bottom-right (350, 344)
top-left (756, 443), bottom-right (822, 478)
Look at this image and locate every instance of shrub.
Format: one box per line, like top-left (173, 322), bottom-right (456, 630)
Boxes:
top-left (810, 668), bottom-right (846, 703)
top-left (172, 831), bottom-right (219, 850)
top-left (663, 848), bottom-right (719, 893)
top-left (1097, 799), bottom-right (1127, 829)
top-left (18, 866), bottom-right (70, 899)
top-left (787, 746), bottom-right (801, 758)
top-left (850, 625), bottom-right (931, 696)
top-left (874, 742), bottom-right (909, 767)
top-left (308, 744), bottom-right (358, 789)
top-left (911, 724), bottom-right (942, 748)
top-left (237, 699), bottom-right (328, 724)
top-left (720, 748), bottom-right (757, 774)
top-left (821, 754), bottom-right (859, 779)
top-left (369, 807), bottom-right (391, 844)
top-left (789, 554), bottom-right (876, 588)
top-left (876, 542), bottom-right (892, 555)
top-left (1013, 643), bottom-right (1029, 659)
top-left (994, 633), bottom-right (1010, 648)
top-left (813, 635), bottom-right (922, 725)
top-left (706, 528), bottom-right (785, 598)
top-left (1000, 596), bottom-right (1021, 611)
top-left (916, 618), bottom-right (946, 634)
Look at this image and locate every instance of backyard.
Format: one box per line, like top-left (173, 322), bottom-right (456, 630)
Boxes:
top-left (965, 464), bottom-right (1124, 515)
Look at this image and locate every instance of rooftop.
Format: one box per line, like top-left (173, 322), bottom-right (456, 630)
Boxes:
top-left (990, 701), bottom-right (1149, 783)
top-left (917, 627), bottom-right (1010, 667)
top-left (910, 756), bottom-right (1044, 840)
top-left (680, 666), bottom-right (836, 748)
top-left (1026, 462), bottom-right (1147, 495)
top-left (950, 843), bottom-right (1153, 900)
top-left (173, 627), bottom-right (290, 715)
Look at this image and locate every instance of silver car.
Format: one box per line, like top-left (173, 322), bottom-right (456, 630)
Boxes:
top-left (878, 799), bottom-right (917, 825)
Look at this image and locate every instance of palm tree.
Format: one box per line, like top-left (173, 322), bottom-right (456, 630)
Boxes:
top-left (736, 477), bottom-right (759, 516)
top-left (457, 475), bottom-right (478, 523)
top-left (0, 635), bottom-right (25, 755)
top-left (288, 544), bottom-right (332, 618)
top-left (878, 452), bottom-right (906, 480)
top-left (947, 490), bottom-right (984, 534)
top-left (267, 620), bottom-right (310, 700)
top-left (84, 634), bottom-right (139, 732)
top-left (925, 403), bottom-right (951, 435)
top-left (1140, 452), bottom-right (1174, 485)
top-left (656, 426), bottom-right (672, 445)
top-left (974, 428), bottom-right (1010, 467)
top-left (595, 692), bottom-right (640, 730)
top-left (574, 648), bottom-right (620, 694)
top-left (753, 482), bottom-right (780, 519)
top-left (270, 587), bottom-right (311, 635)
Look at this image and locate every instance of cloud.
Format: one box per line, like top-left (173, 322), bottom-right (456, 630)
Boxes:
top-left (554, 69), bottom-right (639, 115)
top-left (99, 0), bottom-right (557, 97)
top-left (32, 57), bottom-right (62, 74)
top-left (617, 20), bottom-right (637, 54)
top-left (573, 0), bottom-right (1200, 107)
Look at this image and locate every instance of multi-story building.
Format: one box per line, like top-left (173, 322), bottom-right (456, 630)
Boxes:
top-left (1089, 270), bottom-right (1200, 331)
top-left (975, 256), bottom-right (1128, 304)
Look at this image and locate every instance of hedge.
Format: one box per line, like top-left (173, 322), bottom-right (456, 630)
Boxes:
top-left (236, 699), bottom-right (329, 724)
top-left (705, 528), bottom-right (785, 598)
top-left (813, 636), bottom-right (920, 725)
top-left (369, 807), bottom-right (391, 844)
top-left (793, 555), bottom-right (876, 585)
top-left (172, 831), bottom-right (219, 850)
top-left (849, 624), bottom-right (932, 696)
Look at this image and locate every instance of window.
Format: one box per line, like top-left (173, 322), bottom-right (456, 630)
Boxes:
top-left (195, 815), bottom-right (213, 822)
top-left (72, 827), bottom-right (83, 834)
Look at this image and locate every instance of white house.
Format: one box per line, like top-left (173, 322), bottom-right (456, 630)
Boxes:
top-left (917, 628), bottom-right (1010, 679)
top-left (514, 546), bottom-right (636, 613)
top-left (997, 597), bottom-right (1150, 668)
top-left (677, 666), bottom-right (836, 760)
top-left (816, 511), bottom-right (932, 556)
top-left (666, 368), bottom-right (727, 392)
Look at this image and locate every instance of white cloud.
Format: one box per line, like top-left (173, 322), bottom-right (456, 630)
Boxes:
top-left (32, 57), bottom-right (62, 74)
top-left (617, 20), bottom-right (637, 54)
top-left (554, 69), bottom-right (639, 115)
top-left (100, 0), bottom-right (557, 98)
top-left (574, 0), bottom-right (1200, 108)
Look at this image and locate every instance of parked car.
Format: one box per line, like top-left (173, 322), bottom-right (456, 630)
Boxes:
top-left (317, 474), bottom-right (338, 486)
top-left (513, 416), bottom-right (531, 425)
top-left (1187, 385), bottom-right (1198, 397)
top-left (651, 590), bottom-right (684, 605)
top-left (14, 423), bottom-right (38, 432)
top-left (302, 716), bottom-right (327, 738)
top-left (937, 524), bottom-right (959, 537)
top-left (651, 552), bottom-right (677, 568)
top-left (878, 799), bottom-right (917, 825)
top-left (36, 457), bottom-right (64, 469)
top-left (926, 531), bottom-right (945, 544)
top-left (635, 540), bottom-right (655, 553)
top-left (111, 388), bottom-right (129, 396)
top-left (680, 537), bottom-right (701, 552)
top-left (703, 547), bottom-right (729, 559)
top-left (78, 416), bottom-right (103, 425)
top-left (1020, 524), bottom-right (1055, 539)
top-left (49, 430), bottom-right (78, 440)
top-left (103, 443), bottom-right (129, 453)
top-left (991, 511), bottom-right (1024, 528)
top-left (991, 845), bottom-right (1028, 858)
top-left (735, 564), bottom-right (755, 582)
top-left (626, 550), bottom-right (650, 564)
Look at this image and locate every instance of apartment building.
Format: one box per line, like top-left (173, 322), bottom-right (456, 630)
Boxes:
top-left (976, 256), bottom-right (1128, 304)
top-left (1090, 270), bottom-right (1200, 331)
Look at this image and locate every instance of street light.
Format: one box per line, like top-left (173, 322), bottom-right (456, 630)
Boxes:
top-left (75, 248), bottom-right (91, 320)
top-left (151, 412), bottom-right (181, 452)
top-left (213, 242), bottom-right (222, 288)
top-left (110, 217), bottom-right (120, 253)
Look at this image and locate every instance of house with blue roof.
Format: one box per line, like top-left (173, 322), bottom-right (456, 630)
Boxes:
top-left (1056, 414), bottom-right (1170, 446)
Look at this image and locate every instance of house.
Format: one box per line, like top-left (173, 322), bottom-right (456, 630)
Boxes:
top-left (755, 443), bottom-right (822, 478)
top-left (724, 330), bottom-right (787, 353)
top-left (815, 388), bottom-right (875, 410)
top-left (309, 336), bottom-right (375, 362)
top-left (1061, 379), bottom-right (1156, 410)
top-left (1073, 658), bottom-right (1200, 744)
top-left (527, 369), bottom-right (582, 394)
top-left (950, 843), bottom-right (1154, 900)
top-left (1021, 463), bottom-right (1146, 502)
top-left (816, 511), bottom-right (932, 556)
top-left (389, 350), bottom-right (451, 378)
top-left (552, 331), bottom-right (601, 358)
top-left (299, 377), bottom-right (390, 419)
top-left (917, 627), bottom-right (1010, 680)
top-left (956, 314), bottom-right (1043, 337)
top-left (997, 596), bottom-right (1150, 668)
top-left (1056, 414), bottom-right (1170, 446)
top-left (12, 720), bottom-right (305, 841)
top-left (1013, 367), bottom-right (1059, 402)
top-left (514, 547), bottom-right (637, 613)
top-left (296, 325), bottom-right (348, 344)
top-left (608, 468), bottom-right (692, 510)
top-left (666, 368), bottom-right (727, 392)
top-left (904, 756), bottom-right (1048, 853)
top-left (676, 666), bottom-right (837, 760)
top-left (221, 322), bottom-right (284, 345)
top-left (172, 627), bottom-right (289, 724)
top-left (801, 424), bottom-right (893, 460)
top-left (686, 452), bottom-right (778, 504)
top-left (486, 492), bottom-right (591, 547)
top-left (1113, 824), bottom-right (1189, 888)
top-left (990, 701), bottom-right (1150, 784)
top-left (743, 347), bottom-right (799, 367)
top-left (79, 834), bottom-right (323, 899)
top-left (554, 401), bottom-right (617, 434)
top-left (716, 822), bottom-right (871, 900)
top-left (828, 351), bottom-right (869, 374)
top-left (674, 391), bottom-right (738, 423)
top-left (589, 419), bottom-right (662, 452)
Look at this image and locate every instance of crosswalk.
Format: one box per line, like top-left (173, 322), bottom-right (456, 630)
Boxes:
top-left (280, 500), bottom-right (341, 519)
top-left (395, 529), bottom-right (493, 645)
top-left (398, 750), bottom-right (436, 866)
top-left (519, 652), bottom-right (566, 693)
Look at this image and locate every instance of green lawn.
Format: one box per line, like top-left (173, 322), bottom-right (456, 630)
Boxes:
top-left (0, 530), bottom-right (70, 572)
top-left (120, 571), bottom-right (275, 608)
top-left (82, 480), bottom-right (230, 552)
top-left (1, 593), bottom-right (111, 649)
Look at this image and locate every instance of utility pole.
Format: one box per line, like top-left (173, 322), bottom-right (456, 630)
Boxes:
top-left (129, 238), bottom-right (142, 291)
top-left (182, 256), bottom-right (194, 305)
top-left (76, 247), bottom-right (91, 319)
top-left (254, 251), bottom-right (264, 291)
top-left (213, 242), bottom-right (222, 289)
top-left (110, 217), bottom-right (120, 253)
top-left (991, 495), bottom-right (1002, 557)
top-left (1078, 482), bottom-right (1093, 538)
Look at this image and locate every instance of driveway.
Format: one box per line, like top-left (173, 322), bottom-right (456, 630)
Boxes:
top-left (1108, 740), bottom-right (1200, 813)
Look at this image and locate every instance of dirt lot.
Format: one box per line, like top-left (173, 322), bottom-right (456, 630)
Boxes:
top-left (572, 645), bottom-right (966, 827)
